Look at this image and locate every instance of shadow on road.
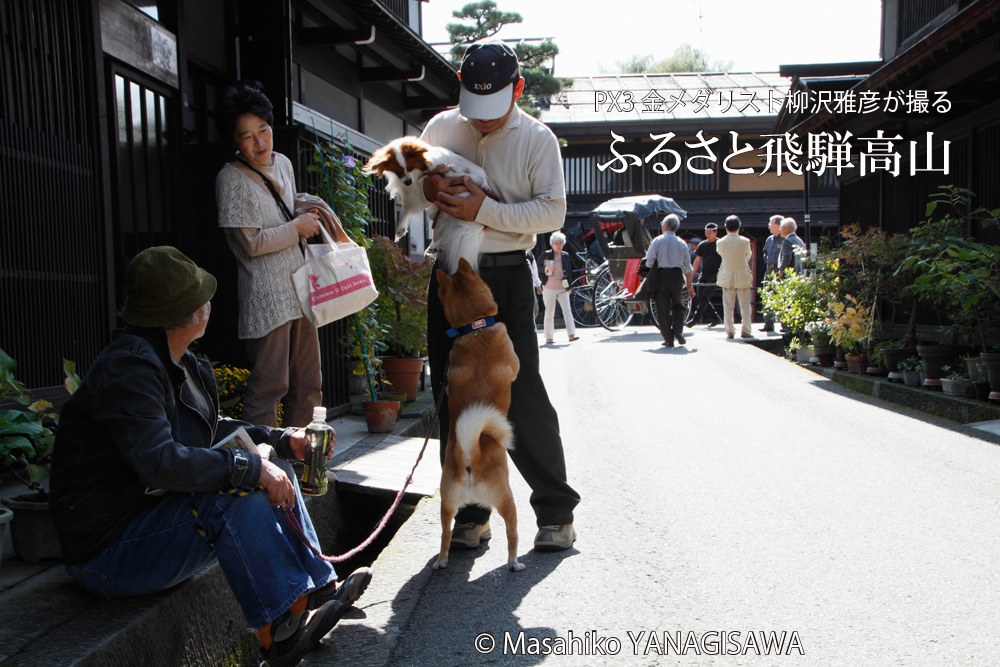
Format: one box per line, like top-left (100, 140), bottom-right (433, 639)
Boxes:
top-left (387, 543), bottom-right (577, 665)
top-left (807, 377), bottom-right (1000, 445)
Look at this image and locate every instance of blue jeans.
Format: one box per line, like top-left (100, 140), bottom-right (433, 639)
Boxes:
top-left (65, 460), bottom-right (336, 628)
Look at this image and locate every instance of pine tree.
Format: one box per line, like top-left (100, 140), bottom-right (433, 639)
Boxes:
top-left (445, 1), bottom-right (569, 118)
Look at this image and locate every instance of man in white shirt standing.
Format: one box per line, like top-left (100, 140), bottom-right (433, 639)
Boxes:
top-left (421, 42), bottom-right (580, 553)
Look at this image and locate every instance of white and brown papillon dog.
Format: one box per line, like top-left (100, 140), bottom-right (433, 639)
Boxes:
top-left (363, 136), bottom-right (491, 273)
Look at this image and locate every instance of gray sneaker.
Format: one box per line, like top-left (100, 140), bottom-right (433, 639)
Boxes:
top-left (262, 600), bottom-right (346, 667)
top-left (308, 567), bottom-right (373, 610)
top-left (450, 522), bottom-right (491, 549)
top-left (534, 523), bottom-right (576, 551)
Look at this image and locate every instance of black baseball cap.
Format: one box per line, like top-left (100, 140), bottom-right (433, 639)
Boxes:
top-left (459, 42), bottom-right (520, 120)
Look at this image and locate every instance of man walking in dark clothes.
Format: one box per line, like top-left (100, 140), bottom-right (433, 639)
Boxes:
top-left (644, 214), bottom-right (695, 348)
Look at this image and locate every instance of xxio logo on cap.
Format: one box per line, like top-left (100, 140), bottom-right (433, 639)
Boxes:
top-left (474, 83), bottom-right (492, 91)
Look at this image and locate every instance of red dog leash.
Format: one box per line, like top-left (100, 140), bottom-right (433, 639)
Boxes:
top-left (278, 375), bottom-right (448, 563)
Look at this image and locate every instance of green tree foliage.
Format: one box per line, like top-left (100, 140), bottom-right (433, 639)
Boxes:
top-left (445, 1), bottom-right (568, 118)
top-left (613, 44), bottom-right (733, 73)
top-left (446, 1), bottom-right (522, 60)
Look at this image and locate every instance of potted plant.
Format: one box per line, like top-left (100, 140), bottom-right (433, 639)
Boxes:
top-left (309, 133), bottom-right (398, 413)
top-left (900, 187), bottom-right (999, 388)
top-left (1, 347), bottom-right (81, 562)
top-left (864, 339), bottom-right (889, 377)
top-left (940, 364), bottom-right (975, 399)
top-left (877, 339), bottom-right (917, 382)
top-left (835, 224), bottom-right (912, 344)
top-left (367, 235), bottom-right (432, 402)
top-left (827, 296), bottom-right (872, 373)
top-left (759, 253), bottom-right (836, 359)
top-left (787, 337), bottom-right (812, 364)
top-left (897, 356), bottom-right (924, 387)
top-left (806, 321), bottom-right (834, 365)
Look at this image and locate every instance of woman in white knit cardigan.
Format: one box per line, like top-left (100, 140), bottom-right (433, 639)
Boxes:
top-left (215, 82), bottom-right (348, 427)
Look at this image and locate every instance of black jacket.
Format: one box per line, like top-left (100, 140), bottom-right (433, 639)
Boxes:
top-left (537, 249), bottom-right (573, 288)
top-left (50, 326), bottom-right (294, 564)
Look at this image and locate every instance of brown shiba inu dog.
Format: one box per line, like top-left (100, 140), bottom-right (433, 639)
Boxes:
top-left (432, 258), bottom-right (524, 571)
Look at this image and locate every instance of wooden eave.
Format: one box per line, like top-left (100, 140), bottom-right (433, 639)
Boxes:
top-left (782, 0), bottom-right (1000, 137)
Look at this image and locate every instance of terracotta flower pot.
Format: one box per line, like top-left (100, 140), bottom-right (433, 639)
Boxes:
top-left (381, 357), bottom-right (425, 402)
top-left (363, 400), bottom-right (400, 433)
top-left (916, 345), bottom-right (963, 390)
top-left (845, 353), bottom-right (868, 374)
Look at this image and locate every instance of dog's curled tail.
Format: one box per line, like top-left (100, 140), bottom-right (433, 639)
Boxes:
top-left (454, 403), bottom-right (514, 462)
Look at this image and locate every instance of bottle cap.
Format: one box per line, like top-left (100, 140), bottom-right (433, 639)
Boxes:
top-left (312, 406), bottom-right (327, 422)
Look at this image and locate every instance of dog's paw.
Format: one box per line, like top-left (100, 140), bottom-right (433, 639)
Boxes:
top-left (432, 556), bottom-right (449, 570)
top-left (508, 558), bottom-right (525, 572)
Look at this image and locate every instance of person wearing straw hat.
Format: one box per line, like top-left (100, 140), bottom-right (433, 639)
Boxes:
top-left (49, 247), bottom-right (370, 667)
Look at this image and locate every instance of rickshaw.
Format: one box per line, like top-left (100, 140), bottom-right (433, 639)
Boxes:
top-left (584, 195), bottom-right (688, 331)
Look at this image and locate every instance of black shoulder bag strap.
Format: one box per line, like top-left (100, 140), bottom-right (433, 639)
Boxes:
top-left (235, 157), bottom-right (295, 222)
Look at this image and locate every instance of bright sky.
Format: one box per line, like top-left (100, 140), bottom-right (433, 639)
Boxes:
top-left (421, 0), bottom-right (884, 75)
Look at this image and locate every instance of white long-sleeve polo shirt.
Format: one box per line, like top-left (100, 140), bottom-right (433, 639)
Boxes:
top-left (420, 107), bottom-right (567, 254)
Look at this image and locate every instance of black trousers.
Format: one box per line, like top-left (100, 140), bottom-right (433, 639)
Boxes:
top-left (687, 280), bottom-right (718, 324)
top-left (428, 260), bottom-right (580, 527)
top-left (653, 267), bottom-right (686, 343)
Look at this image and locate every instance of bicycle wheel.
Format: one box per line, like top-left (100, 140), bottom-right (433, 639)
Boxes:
top-left (648, 298), bottom-right (659, 328)
top-left (569, 276), bottom-right (599, 328)
top-left (591, 267), bottom-right (633, 331)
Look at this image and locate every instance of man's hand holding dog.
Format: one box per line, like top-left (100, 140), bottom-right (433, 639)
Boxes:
top-left (436, 176), bottom-right (486, 221)
top-left (424, 169), bottom-right (485, 222)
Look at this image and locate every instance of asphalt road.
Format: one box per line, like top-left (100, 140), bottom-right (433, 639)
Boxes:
top-left (367, 323), bottom-right (1000, 666)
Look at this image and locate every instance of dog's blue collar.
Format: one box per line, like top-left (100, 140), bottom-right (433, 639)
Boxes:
top-left (446, 316), bottom-right (496, 338)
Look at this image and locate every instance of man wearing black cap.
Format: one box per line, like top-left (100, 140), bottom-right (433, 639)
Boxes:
top-left (421, 41), bottom-right (580, 553)
top-left (686, 222), bottom-right (722, 327)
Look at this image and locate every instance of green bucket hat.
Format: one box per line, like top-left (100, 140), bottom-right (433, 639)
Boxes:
top-left (121, 246), bottom-right (217, 327)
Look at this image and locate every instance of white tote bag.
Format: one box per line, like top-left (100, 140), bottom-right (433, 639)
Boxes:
top-left (292, 227), bottom-right (378, 327)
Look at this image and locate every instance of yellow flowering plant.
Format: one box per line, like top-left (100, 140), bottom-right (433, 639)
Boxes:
top-left (212, 363), bottom-right (283, 426)
top-left (825, 295), bottom-right (873, 355)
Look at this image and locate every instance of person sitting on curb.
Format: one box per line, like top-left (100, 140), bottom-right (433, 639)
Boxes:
top-left (49, 246), bottom-right (372, 667)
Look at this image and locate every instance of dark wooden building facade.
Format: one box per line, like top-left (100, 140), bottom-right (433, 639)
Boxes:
top-left (0, 0), bottom-right (457, 411)
top-left (776, 0), bottom-right (1000, 245)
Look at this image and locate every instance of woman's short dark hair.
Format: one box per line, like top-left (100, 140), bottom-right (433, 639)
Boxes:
top-left (218, 80), bottom-right (274, 138)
